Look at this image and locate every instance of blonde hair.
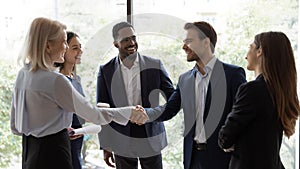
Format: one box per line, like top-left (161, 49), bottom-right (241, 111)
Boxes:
top-left (18, 17), bottom-right (67, 71)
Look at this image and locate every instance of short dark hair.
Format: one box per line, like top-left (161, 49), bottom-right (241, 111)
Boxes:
top-left (184, 21), bottom-right (217, 53)
top-left (112, 22), bottom-right (134, 41)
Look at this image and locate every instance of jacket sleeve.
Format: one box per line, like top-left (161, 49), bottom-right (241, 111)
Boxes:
top-left (158, 60), bottom-right (175, 100)
top-left (96, 65), bottom-right (110, 104)
top-left (146, 82), bottom-right (181, 122)
top-left (218, 82), bottom-right (259, 149)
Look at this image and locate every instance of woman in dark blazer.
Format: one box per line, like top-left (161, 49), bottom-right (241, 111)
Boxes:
top-left (218, 31), bottom-right (300, 169)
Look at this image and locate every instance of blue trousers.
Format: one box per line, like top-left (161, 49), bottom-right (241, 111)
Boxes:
top-left (71, 136), bottom-right (84, 169)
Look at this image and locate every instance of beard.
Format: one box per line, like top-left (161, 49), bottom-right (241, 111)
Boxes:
top-left (187, 53), bottom-right (198, 62)
top-left (122, 44), bottom-right (138, 58)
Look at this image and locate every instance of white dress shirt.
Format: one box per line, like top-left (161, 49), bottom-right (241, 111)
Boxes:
top-left (119, 54), bottom-right (142, 106)
top-left (194, 56), bottom-right (217, 143)
top-left (10, 65), bottom-right (132, 137)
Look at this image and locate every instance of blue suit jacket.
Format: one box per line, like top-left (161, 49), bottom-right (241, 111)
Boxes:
top-left (97, 53), bottom-right (174, 157)
top-left (147, 59), bottom-right (246, 169)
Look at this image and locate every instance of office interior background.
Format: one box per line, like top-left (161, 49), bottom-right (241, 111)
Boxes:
top-left (0, 0), bottom-right (299, 168)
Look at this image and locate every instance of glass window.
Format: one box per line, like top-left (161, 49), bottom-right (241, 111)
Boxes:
top-left (132, 1), bottom-right (299, 169)
top-left (1, 0), bottom-right (299, 168)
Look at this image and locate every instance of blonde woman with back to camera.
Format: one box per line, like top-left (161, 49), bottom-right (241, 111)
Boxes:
top-left (10, 17), bottom-right (148, 169)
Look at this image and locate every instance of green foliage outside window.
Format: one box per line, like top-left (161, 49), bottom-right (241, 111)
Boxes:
top-left (0, 59), bottom-right (21, 168)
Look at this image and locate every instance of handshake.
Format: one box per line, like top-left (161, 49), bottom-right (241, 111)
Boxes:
top-left (130, 105), bottom-right (148, 125)
top-left (97, 103), bottom-right (148, 125)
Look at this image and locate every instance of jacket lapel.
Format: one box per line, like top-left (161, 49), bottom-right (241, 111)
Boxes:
top-left (203, 59), bottom-right (227, 138)
top-left (181, 69), bottom-right (197, 136)
top-left (139, 54), bottom-right (147, 106)
top-left (109, 57), bottom-right (129, 107)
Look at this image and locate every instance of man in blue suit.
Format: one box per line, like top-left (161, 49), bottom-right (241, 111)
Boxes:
top-left (96, 22), bottom-right (174, 169)
top-left (145, 21), bottom-right (246, 169)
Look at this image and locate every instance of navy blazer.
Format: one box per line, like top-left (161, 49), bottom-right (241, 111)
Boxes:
top-left (97, 53), bottom-right (174, 157)
top-left (147, 59), bottom-right (246, 169)
top-left (219, 74), bottom-right (284, 169)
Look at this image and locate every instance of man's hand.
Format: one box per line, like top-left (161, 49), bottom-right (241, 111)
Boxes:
top-left (130, 105), bottom-right (148, 125)
top-left (103, 149), bottom-right (115, 168)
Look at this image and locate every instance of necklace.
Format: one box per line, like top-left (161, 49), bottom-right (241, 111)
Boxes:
top-left (65, 73), bottom-right (73, 78)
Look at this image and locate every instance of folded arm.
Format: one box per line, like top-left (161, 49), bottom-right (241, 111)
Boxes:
top-left (218, 83), bottom-right (259, 149)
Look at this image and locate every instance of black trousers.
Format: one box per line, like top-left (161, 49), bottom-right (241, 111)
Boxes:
top-left (22, 129), bottom-right (72, 169)
top-left (189, 149), bottom-right (205, 169)
top-left (114, 153), bottom-right (163, 169)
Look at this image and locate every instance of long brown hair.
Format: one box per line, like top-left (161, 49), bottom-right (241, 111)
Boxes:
top-left (254, 31), bottom-right (300, 137)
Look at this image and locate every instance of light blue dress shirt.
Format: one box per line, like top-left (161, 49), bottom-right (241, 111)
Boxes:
top-left (10, 65), bottom-right (132, 137)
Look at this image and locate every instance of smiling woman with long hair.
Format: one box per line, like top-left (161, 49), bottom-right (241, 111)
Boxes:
top-left (10, 17), bottom-right (148, 169)
top-left (55, 31), bottom-right (86, 169)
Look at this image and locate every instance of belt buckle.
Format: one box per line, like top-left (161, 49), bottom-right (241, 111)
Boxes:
top-left (194, 142), bottom-right (207, 151)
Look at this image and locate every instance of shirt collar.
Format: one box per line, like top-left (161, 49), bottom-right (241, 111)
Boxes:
top-left (118, 53), bottom-right (139, 68)
top-left (193, 56), bottom-right (217, 76)
top-left (206, 55), bottom-right (217, 71)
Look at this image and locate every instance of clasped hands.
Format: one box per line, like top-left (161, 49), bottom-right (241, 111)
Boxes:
top-left (130, 105), bottom-right (148, 125)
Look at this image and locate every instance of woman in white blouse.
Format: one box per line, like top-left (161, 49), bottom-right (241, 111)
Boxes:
top-left (10, 17), bottom-right (147, 169)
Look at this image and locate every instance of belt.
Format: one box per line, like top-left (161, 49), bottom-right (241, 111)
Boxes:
top-left (193, 141), bottom-right (207, 151)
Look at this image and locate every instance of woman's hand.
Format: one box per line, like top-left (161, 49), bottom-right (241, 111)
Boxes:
top-left (67, 127), bottom-right (84, 140)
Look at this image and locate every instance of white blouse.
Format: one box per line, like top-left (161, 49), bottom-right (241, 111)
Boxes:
top-left (10, 65), bottom-right (132, 137)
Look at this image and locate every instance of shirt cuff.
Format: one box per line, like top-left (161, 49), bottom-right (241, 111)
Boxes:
top-left (102, 106), bottom-right (134, 125)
